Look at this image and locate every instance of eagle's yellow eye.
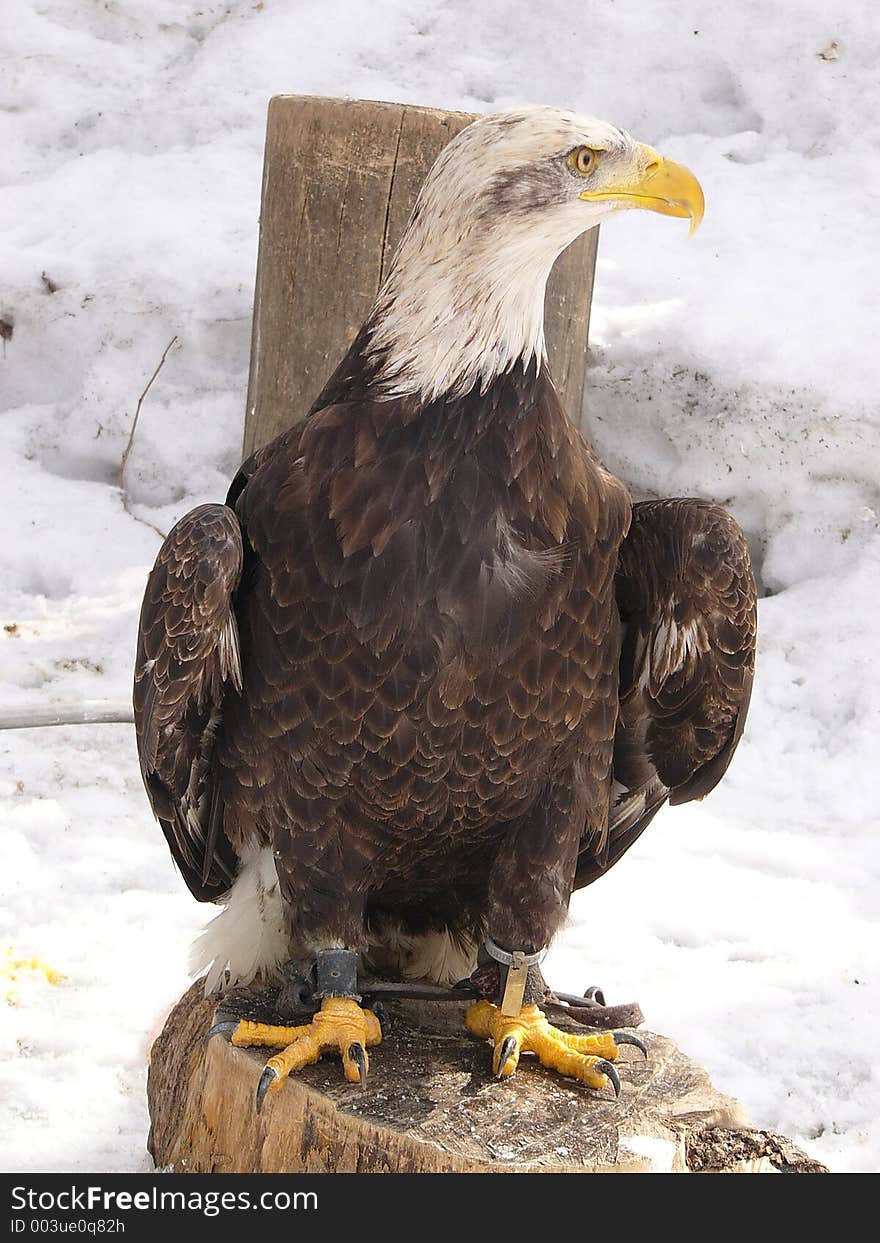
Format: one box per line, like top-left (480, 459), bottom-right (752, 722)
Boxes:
top-left (570, 146), bottom-right (599, 176)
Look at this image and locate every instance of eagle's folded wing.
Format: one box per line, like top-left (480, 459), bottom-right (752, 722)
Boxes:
top-left (576, 498), bottom-right (757, 889)
top-left (133, 503), bottom-right (243, 900)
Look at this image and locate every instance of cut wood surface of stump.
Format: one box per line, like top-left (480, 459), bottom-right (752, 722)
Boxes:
top-left (243, 96), bottom-right (599, 456)
top-left (147, 983), bottom-right (827, 1174)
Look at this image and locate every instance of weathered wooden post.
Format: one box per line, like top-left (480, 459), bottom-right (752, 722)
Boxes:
top-left (242, 95), bottom-right (599, 457)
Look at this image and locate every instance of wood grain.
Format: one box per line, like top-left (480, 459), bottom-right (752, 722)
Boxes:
top-left (146, 984), bottom-right (824, 1173)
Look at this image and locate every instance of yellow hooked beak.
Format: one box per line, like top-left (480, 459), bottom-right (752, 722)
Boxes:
top-left (580, 144), bottom-right (705, 237)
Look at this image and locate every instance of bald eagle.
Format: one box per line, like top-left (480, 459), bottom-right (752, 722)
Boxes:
top-left (134, 107), bottom-right (756, 1104)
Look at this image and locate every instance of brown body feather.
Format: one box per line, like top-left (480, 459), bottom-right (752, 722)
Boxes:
top-left (134, 339), bottom-right (756, 972)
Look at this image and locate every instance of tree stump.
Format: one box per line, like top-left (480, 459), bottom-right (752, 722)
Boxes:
top-left (243, 96), bottom-right (599, 456)
top-left (147, 984), bottom-right (826, 1174)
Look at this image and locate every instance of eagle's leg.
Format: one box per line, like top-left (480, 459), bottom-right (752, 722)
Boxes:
top-left (465, 775), bottom-right (644, 1093)
top-left (216, 950), bottom-right (381, 1110)
top-left (464, 956), bottom-right (639, 1093)
top-left (465, 991), bottom-right (638, 1093)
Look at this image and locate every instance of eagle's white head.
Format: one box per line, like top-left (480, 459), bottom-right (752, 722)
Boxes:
top-left (367, 106), bottom-right (704, 403)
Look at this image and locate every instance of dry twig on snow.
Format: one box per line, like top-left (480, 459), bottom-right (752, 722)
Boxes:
top-left (118, 335), bottom-right (179, 540)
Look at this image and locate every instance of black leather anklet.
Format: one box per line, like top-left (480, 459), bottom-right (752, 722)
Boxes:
top-left (314, 948), bottom-right (361, 1000)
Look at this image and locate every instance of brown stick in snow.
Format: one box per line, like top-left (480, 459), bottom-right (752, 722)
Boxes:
top-left (118, 335), bottom-right (179, 540)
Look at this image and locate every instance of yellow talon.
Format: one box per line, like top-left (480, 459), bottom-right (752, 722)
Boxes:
top-left (227, 997), bottom-right (382, 1107)
top-left (231, 1019), bottom-right (313, 1049)
top-left (465, 1000), bottom-right (628, 1093)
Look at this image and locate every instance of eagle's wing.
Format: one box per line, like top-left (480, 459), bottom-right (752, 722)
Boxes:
top-left (575, 498), bottom-right (757, 889)
top-left (133, 503), bottom-right (243, 901)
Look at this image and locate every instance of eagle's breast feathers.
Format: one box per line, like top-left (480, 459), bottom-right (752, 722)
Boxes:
top-left (217, 365), bottom-right (631, 884)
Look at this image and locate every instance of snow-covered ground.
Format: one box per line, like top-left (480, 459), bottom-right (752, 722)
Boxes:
top-left (2, 1), bottom-right (878, 1173)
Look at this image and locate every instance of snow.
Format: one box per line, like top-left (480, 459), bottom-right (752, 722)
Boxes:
top-left (2, 0), bottom-right (878, 1173)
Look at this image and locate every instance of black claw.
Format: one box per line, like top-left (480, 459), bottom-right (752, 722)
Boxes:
top-left (583, 986), bottom-right (606, 1007)
top-left (595, 1058), bottom-right (621, 1097)
top-left (277, 962), bottom-right (317, 1016)
top-left (369, 1000), bottom-right (388, 1027)
top-left (203, 1020), bottom-right (239, 1051)
top-left (348, 1042), bottom-right (368, 1090)
top-left (496, 1034), bottom-right (518, 1079)
top-left (256, 1065), bottom-right (279, 1113)
top-left (613, 1031), bottom-right (648, 1059)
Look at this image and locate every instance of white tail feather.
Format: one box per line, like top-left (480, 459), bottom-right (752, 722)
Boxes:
top-left (190, 845), bottom-right (288, 993)
top-left (366, 923), bottom-right (479, 986)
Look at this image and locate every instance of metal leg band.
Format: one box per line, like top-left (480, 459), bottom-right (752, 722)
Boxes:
top-left (483, 938), bottom-right (546, 1016)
